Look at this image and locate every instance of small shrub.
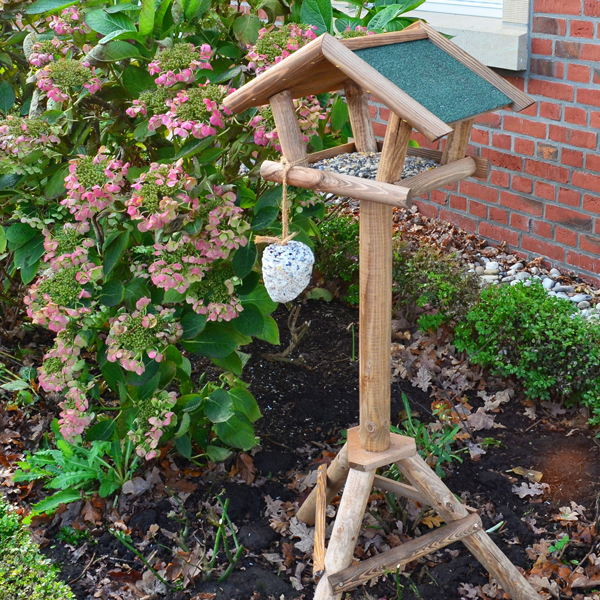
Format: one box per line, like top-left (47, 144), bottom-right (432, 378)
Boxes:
top-left (314, 213), bottom-right (359, 304)
top-left (0, 496), bottom-right (74, 599)
top-left (454, 281), bottom-right (600, 421)
top-left (392, 243), bottom-right (480, 331)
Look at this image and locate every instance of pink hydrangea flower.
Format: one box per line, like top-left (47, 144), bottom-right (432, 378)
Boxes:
top-left (148, 43), bottom-right (213, 87)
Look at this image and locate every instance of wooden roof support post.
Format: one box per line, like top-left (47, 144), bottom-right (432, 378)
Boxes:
top-left (344, 79), bottom-right (378, 153)
top-left (359, 113), bottom-right (412, 453)
top-left (269, 89), bottom-right (308, 166)
top-left (441, 118), bottom-right (475, 165)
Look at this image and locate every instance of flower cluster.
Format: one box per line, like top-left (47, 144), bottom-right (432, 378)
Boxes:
top-left (247, 23), bottom-right (317, 73)
top-left (126, 87), bottom-right (174, 118)
top-left (62, 148), bottom-right (129, 221)
top-left (36, 58), bottom-right (102, 102)
top-left (43, 222), bottom-right (94, 268)
top-left (48, 6), bottom-right (90, 36)
top-left (28, 38), bottom-right (70, 67)
top-left (148, 237), bottom-right (207, 293)
top-left (148, 84), bottom-right (232, 140)
top-left (148, 43), bottom-right (213, 87)
top-left (186, 262), bottom-right (243, 322)
top-left (105, 297), bottom-right (182, 375)
top-left (126, 160), bottom-right (197, 232)
top-left (0, 116), bottom-right (60, 165)
top-left (58, 383), bottom-right (92, 442)
top-left (128, 391), bottom-right (178, 460)
top-left (338, 26), bottom-right (374, 39)
top-left (38, 324), bottom-right (86, 393)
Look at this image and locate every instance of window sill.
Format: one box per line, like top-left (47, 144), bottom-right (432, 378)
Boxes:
top-left (406, 11), bottom-right (528, 71)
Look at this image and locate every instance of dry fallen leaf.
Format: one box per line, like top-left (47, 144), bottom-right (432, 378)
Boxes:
top-left (512, 482), bottom-right (550, 498)
top-left (509, 466), bottom-right (543, 483)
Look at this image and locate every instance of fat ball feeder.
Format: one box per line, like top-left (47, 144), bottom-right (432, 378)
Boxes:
top-left (224, 21), bottom-right (539, 600)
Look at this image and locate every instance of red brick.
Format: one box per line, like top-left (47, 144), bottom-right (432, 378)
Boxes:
top-left (535, 181), bottom-right (556, 201)
top-left (568, 64), bottom-right (591, 83)
top-left (481, 148), bottom-right (523, 171)
top-left (520, 103), bottom-right (538, 117)
top-left (471, 128), bottom-right (489, 145)
top-left (591, 111), bottom-right (600, 128)
top-left (439, 210), bottom-right (477, 232)
top-left (532, 220), bottom-right (554, 238)
top-left (479, 222), bottom-right (519, 246)
top-left (580, 234), bottom-right (600, 253)
top-left (528, 78), bottom-right (575, 102)
top-left (558, 187), bottom-right (581, 206)
top-left (372, 122), bottom-right (386, 138)
top-left (490, 170), bottom-right (510, 188)
top-left (459, 180), bottom-right (499, 203)
top-left (586, 154), bottom-right (600, 173)
top-left (513, 176), bottom-right (533, 193)
top-left (571, 19), bottom-right (595, 37)
top-left (536, 142), bottom-right (559, 161)
top-left (531, 58), bottom-right (564, 78)
top-left (533, 16), bottom-right (566, 34)
top-left (555, 226), bottom-right (578, 246)
top-left (562, 149), bottom-right (584, 168)
top-left (531, 38), bottom-right (553, 55)
top-left (564, 106), bottom-right (587, 126)
top-left (584, 0), bottom-right (600, 16)
top-left (546, 205), bottom-right (593, 230)
top-left (555, 41), bottom-right (583, 58)
top-left (581, 44), bottom-right (600, 61)
top-left (535, 0), bottom-right (581, 14)
top-left (573, 171), bottom-right (600, 194)
top-left (368, 104), bottom-right (378, 118)
top-left (525, 160), bottom-right (569, 183)
top-left (522, 235), bottom-right (565, 261)
top-left (549, 124), bottom-right (597, 149)
top-left (430, 189), bottom-right (448, 205)
top-left (566, 251), bottom-right (599, 273)
top-left (489, 206), bottom-right (509, 225)
top-left (502, 75), bottom-right (525, 91)
top-left (595, 68), bottom-right (600, 85)
top-left (470, 200), bottom-right (488, 218)
top-left (578, 88), bottom-right (600, 108)
top-left (450, 195), bottom-right (467, 211)
top-left (473, 113), bottom-right (502, 128)
top-left (504, 115), bottom-right (547, 138)
top-left (492, 134), bottom-right (512, 150)
top-left (379, 107), bottom-right (390, 121)
top-left (414, 200), bottom-right (439, 219)
top-left (500, 191), bottom-right (544, 216)
top-left (539, 101), bottom-right (562, 120)
top-left (511, 213), bottom-right (530, 231)
top-left (584, 195), bottom-right (600, 214)
top-left (514, 138), bottom-right (535, 156)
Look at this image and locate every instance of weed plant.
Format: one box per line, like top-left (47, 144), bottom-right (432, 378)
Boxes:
top-left (392, 243), bottom-right (480, 331)
top-left (454, 281), bottom-right (600, 421)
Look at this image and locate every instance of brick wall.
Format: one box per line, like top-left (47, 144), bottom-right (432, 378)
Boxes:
top-left (370, 2), bottom-right (600, 284)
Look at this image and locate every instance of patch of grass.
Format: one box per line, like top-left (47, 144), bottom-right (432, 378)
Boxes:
top-left (0, 496), bottom-right (74, 599)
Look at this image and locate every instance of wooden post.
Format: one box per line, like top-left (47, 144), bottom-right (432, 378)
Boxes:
top-left (313, 469), bottom-right (375, 600)
top-left (359, 113), bottom-right (412, 452)
top-left (396, 454), bottom-right (541, 600)
top-left (441, 118), bottom-right (474, 165)
top-left (344, 79), bottom-right (378, 153)
top-left (269, 89), bottom-right (308, 166)
top-left (313, 464), bottom-right (328, 577)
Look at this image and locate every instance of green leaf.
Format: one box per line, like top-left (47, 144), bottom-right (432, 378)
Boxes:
top-left (205, 388), bottom-right (234, 423)
top-left (0, 227), bottom-right (6, 253)
top-left (105, 3), bottom-right (142, 12)
top-left (124, 279), bottom-right (151, 311)
top-left (251, 206), bottom-right (279, 230)
top-left (157, 360), bottom-right (177, 389)
top-left (21, 261), bottom-right (40, 285)
top-left (256, 315), bottom-right (280, 345)
top-left (44, 163), bottom-right (69, 200)
top-left (103, 230), bottom-right (130, 277)
top-left (300, 0), bottom-right (333, 34)
top-left (206, 445), bottom-right (232, 462)
top-left (100, 280), bottom-right (125, 307)
top-left (174, 411), bottom-right (190, 437)
top-left (25, 0), bottom-right (77, 14)
top-left (173, 136), bottom-right (213, 160)
top-left (367, 1), bottom-right (424, 30)
top-left (181, 393), bottom-right (204, 413)
top-left (232, 14), bottom-right (261, 45)
top-left (14, 235), bottom-right (44, 269)
top-left (122, 65), bottom-right (155, 98)
top-left (211, 351), bottom-right (243, 376)
top-left (175, 434), bottom-right (192, 459)
top-left (240, 284), bottom-right (278, 315)
top-left (139, 0), bottom-right (156, 36)
top-left (184, 0), bottom-right (210, 20)
top-left (213, 414), bottom-right (256, 450)
top-left (29, 489), bottom-right (82, 518)
top-left (0, 81), bottom-right (16, 115)
top-left (231, 303), bottom-right (264, 336)
top-left (86, 419), bottom-right (116, 442)
top-left (230, 387), bottom-right (262, 423)
top-left (254, 185), bottom-right (281, 214)
top-left (181, 322), bottom-right (238, 358)
top-left (85, 9), bottom-right (137, 35)
top-left (180, 310), bottom-right (207, 339)
top-left (330, 96), bottom-right (349, 131)
top-left (6, 223), bottom-right (36, 249)
top-left (86, 40), bottom-right (143, 62)
top-left (232, 242), bottom-right (257, 279)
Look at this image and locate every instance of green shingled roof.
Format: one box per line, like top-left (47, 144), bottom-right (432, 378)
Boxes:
top-left (354, 39), bottom-right (513, 124)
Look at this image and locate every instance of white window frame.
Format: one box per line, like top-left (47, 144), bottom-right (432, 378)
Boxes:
top-left (417, 0), bottom-right (503, 19)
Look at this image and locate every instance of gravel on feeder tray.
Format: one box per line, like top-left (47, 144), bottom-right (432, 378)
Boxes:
top-left (312, 152), bottom-right (438, 181)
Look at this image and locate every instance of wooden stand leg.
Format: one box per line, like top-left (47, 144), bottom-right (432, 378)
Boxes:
top-left (269, 89), bottom-right (308, 165)
top-left (297, 444), bottom-right (349, 526)
top-left (441, 118), bottom-right (474, 165)
top-left (314, 468), bottom-right (375, 600)
top-left (396, 454), bottom-right (541, 600)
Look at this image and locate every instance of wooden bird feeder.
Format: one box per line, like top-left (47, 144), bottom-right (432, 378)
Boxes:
top-left (225, 21), bottom-right (538, 600)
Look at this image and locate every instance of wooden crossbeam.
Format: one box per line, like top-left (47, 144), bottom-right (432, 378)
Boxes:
top-left (399, 157), bottom-right (478, 197)
top-left (328, 513), bottom-right (483, 593)
top-left (313, 464), bottom-right (328, 577)
top-left (372, 474), bottom-right (429, 505)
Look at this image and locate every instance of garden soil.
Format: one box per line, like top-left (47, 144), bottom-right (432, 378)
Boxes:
top-left (10, 300), bottom-right (600, 600)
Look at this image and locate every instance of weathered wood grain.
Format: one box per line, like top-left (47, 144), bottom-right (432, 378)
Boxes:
top-left (344, 79), bottom-right (378, 153)
top-left (347, 427), bottom-right (415, 471)
top-left (269, 90), bottom-right (308, 165)
top-left (399, 157), bottom-right (477, 196)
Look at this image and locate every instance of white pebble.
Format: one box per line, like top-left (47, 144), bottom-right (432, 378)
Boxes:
top-left (262, 241), bottom-right (314, 303)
